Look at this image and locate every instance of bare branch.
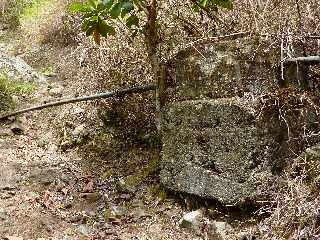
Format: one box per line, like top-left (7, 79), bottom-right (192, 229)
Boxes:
top-left (0, 84), bottom-right (156, 120)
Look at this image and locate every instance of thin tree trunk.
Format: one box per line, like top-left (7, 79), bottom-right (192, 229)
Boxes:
top-left (145, 0), bottom-right (164, 130)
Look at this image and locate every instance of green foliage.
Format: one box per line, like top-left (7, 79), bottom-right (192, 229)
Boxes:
top-left (69, 0), bottom-right (140, 44)
top-left (69, 0), bottom-right (233, 45)
top-left (0, 71), bottom-right (37, 95)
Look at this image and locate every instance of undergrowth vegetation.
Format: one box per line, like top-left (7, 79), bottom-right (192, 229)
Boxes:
top-left (0, 71), bottom-right (37, 95)
top-left (1, 0), bottom-right (320, 238)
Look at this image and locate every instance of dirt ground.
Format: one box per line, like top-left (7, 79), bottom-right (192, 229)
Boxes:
top-left (0, 30), bottom-right (209, 240)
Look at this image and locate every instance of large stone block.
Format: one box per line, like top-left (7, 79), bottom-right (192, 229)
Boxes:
top-left (164, 39), bottom-right (279, 103)
top-left (160, 99), bottom-right (277, 204)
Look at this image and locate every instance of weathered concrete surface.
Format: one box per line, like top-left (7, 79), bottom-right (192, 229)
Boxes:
top-left (160, 39), bottom-right (319, 205)
top-left (160, 99), bottom-right (277, 205)
top-left (164, 39), bottom-right (279, 103)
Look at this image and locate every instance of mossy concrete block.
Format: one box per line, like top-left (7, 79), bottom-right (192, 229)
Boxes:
top-left (160, 99), bottom-right (277, 205)
top-left (164, 39), bottom-right (279, 103)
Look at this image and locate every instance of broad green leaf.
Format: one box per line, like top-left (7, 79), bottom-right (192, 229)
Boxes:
top-left (83, 11), bottom-right (95, 18)
top-left (86, 15), bottom-right (99, 22)
top-left (81, 19), bottom-right (90, 31)
top-left (110, 2), bottom-right (122, 18)
top-left (126, 15), bottom-right (139, 28)
top-left (68, 2), bottom-right (91, 13)
top-left (99, 20), bottom-right (116, 37)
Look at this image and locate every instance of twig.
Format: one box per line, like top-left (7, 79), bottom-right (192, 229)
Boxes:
top-left (0, 84), bottom-right (156, 120)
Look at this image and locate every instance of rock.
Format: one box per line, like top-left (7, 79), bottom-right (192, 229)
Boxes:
top-left (179, 210), bottom-right (203, 231)
top-left (27, 169), bottom-right (58, 186)
top-left (0, 50), bottom-right (46, 83)
top-left (48, 86), bottom-right (64, 97)
top-left (158, 38), bottom-right (315, 205)
top-left (133, 208), bottom-right (150, 219)
top-left (77, 224), bottom-right (92, 236)
top-left (160, 99), bottom-right (278, 205)
top-left (208, 221), bottom-right (233, 240)
top-left (0, 127), bottom-right (13, 136)
top-left (71, 107), bottom-right (85, 115)
top-left (164, 39), bottom-right (278, 104)
top-left (37, 133), bottom-right (52, 148)
top-left (72, 124), bottom-right (88, 140)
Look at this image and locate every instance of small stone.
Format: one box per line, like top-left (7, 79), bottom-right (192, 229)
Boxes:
top-left (134, 208), bottom-right (150, 219)
top-left (72, 125), bottom-right (88, 139)
top-left (37, 134), bottom-right (51, 148)
top-left (72, 107), bottom-right (85, 115)
top-left (77, 224), bottom-right (92, 236)
top-left (48, 86), bottom-right (64, 97)
top-left (209, 221), bottom-right (233, 240)
top-left (179, 210), bottom-right (203, 231)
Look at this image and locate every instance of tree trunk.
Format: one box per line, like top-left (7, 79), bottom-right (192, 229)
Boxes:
top-left (145, 0), bottom-right (165, 130)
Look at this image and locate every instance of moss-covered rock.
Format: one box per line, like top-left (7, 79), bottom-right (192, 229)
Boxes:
top-left (164, 38), bottom-right (279, 103)
top-left (160, 99), bottom-right (279, 204)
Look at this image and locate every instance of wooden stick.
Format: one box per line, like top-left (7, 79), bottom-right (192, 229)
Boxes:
top-left (0, 84), bottom-right (156, 120)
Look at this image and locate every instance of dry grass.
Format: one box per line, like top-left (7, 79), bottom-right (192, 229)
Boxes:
top-left (258, 170), bottom-right (320, 239)
top-left (4, 0), bottom-right (320, 238)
